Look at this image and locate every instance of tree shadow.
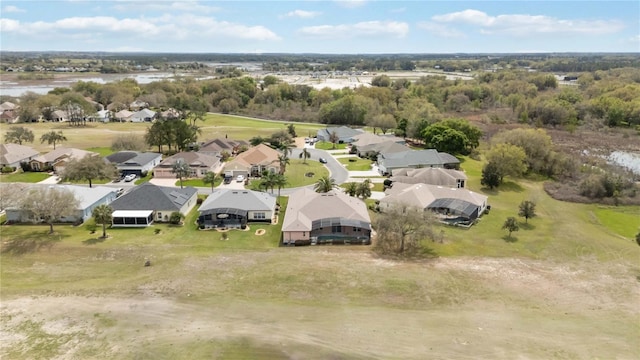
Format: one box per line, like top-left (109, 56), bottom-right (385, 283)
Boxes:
top-left (520, 222), bottom-right (536, 231)
top-left (499, 181), bottom-right (525, 193)
top-left (1, 231), bottom-right (64, 255)
top-left (502, 234), bottom-right (518, 243)
top-left (82, 237), bottom-right (107, 245)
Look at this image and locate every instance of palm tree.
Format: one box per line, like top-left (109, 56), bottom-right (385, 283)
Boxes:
top-left (356, 180), bottom-right (372, 199)
top-left (92, 204), bottom-right (113, 239)
top-left (299, 148), bottom-right (310, 164)
top-left (344, 182), bottom-right (358, 196)
top-left (273, 173), bottom-right (288, 197)
top-left (278, 154), bottom-right (290, 175)
top-left (314, 176), bottom-right (337, 193)
top-left (260, 171), bottom-right (277, 193)
top-left (40, 130), bottom-right (67, 149)
top-left (202, 171), bottom-right (217, 192)
top-left (171, 158), bottom-right (191, 189)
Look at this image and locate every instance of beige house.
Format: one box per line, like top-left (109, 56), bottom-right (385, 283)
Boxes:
top-left (0, 102), bottom-right (19, 123)
top-left (198, 138), bottom-right (249, 158)
top-left (380, 183), bottom-right (488, 224)
top-left (390, 168), bottom-right (467, 188)
top-left (154, 152), bottom-right (220, 178)
top-left (223, 144), bottom-right (281, 178)
top-left (282, 188), bottom-right (371, 246)
top-left (0, 143), bottom-right (40, 168)
top-left (29, 147), bottom-right (97, 173)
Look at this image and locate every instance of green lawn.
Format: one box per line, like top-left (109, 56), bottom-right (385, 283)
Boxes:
top-left (134, 172), bottom-right (153, 185)
top-left (178, 176), bottom-right (223, 189)
top-left (0, 171), bottom-right (51, 183)
top-left (86, 147), bottom-right (114, 157)
top-left (338, 157), bottom-right (373, 171)
top-left (315, 141), bottom-right (347, 150)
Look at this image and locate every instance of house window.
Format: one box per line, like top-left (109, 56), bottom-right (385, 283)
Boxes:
top-left (353, 227), bottom-right (361, 232)
top-left (332, 225), bottom-right (342, 233)
top-left (254, 212), bottom-right (265, 219)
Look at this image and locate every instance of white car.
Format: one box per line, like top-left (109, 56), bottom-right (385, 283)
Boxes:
top-left (124, 174), bottom-right (137, 182)
top-left (236, 175), bottom-right (245, 182)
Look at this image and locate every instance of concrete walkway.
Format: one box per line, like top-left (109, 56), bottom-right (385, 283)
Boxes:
top-left (38, 175), bottom-right (60, 184)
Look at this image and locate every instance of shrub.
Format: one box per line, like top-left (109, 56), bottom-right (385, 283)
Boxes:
top-left (1, 166), bottom-right (14, 173)
top-left (19, 162), bottom-right (32, 172)
top-left (169, 212), bottom-right (184, 225)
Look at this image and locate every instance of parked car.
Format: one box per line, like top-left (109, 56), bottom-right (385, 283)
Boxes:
top-left (116, 188), bottom-right (125, 197)
top-left (124, 174), bottom-right (137, 182)
top-left (236, 175), bottom-right (245, 182)
top-left (319, 157), bottom-right (328, 164)
top-left (223, 176), bottom-right (232, 184)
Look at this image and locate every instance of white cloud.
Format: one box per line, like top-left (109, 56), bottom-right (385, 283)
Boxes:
top-left (282, 10), bottom-right (322, 19)
top-left (299, 20), bottom-right (408, 39)
top-left (432, 9), bottom-right (625, 35)
top-left (1, 14), bottom-right (281, 42)
top-left (417, 22), bottom-right (465, 38)
top-left (3, 5), bottom-right (25, 13)
top-left (334, 0), bottom-right (367, 9)
top-left (112, 1), bottom-right (220, 14)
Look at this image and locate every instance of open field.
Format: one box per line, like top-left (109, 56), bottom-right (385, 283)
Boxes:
top-left (0, 114), bottom-right (327, 153)
top-left (1, 115), bottom-right (639, 359)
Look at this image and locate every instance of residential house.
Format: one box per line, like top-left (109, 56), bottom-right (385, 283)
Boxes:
top-left (390, 168), bottom-right (467, 189)
top-left (0, 143), bottom-right (40, 168)
top-left (223, 144), bottom-right (281, 178)
top-left (281, 188), bottom-right (372, 246)
top-left (109, 182), bottom-right (198, 227)
top-left (160, 108), bottom-right (181, 119)
top-left (4, 184), bottom-right (117, 224)
top-left (316, 126), bottom-right (363, 143)
top-left (350, 132), bottom-right (407, 158)
top-left (0, 101), bottom-right (19, 123)
top-left (129, 100), bottom-right (149, 111)
top-left (377, 149), bottom-right (460, 176)
top-left (114, 110), bottom-right (133, 122)
top-left (153, 152), bottom-right (220, 178)
top-left (380, 183), bottom-right (488, 224)
top-left (130, 108), bottom-right (157, 122)
top-left (51, 110), bottom-right (68, 122)
top-left (197, 189), bottom-right (276, 229)
top-left (93, 109), bottom-right (112, 123)
top-left (198, 138), bottom-right (249, 158)
top-left (29, 147), bottom-right (98, 173)
top-left (106, 151), bottom-right (162, 177)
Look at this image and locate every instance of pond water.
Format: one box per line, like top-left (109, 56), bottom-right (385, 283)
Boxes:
top-left (0, 72), bottom-right (216, 97)
top-left (608, 151), bottom-right (640, 175)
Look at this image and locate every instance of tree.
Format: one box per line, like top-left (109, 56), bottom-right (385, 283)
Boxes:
top-left (481, 161), bottom-right (501, 189)
top-left (92, 204), bottom-right (113, 239)
top-left (344, 182), bottom-right (358, 196)
top-left (4, 126), bottom-right (34, 145)
top-left (502, 217), bottom-right (519, 239)
top-left (273, 173), bottom-right (288, 197)
top-left (298, 148), bottom-right (310, 164)
top-left (374, 205), bottom-right (436, 255)
top-left (278, 154), bottom-right (290, 175)
top-left (328, 130), bottom-right (339, 149)
top-left (367, 114), bottom-right (396, 135)
top-left (40, 131), bottom-right (67, 150)
top-left (636, 231), bottom-right (640, 247)
top-left (172, 158), bottom-right (191, 189)
top-left (63, 154), bottom-right (117, 188)
top-left (259, 171), bottom-right (277, 193)
top-left (485, 143), bottom-right (527, 183)
top-left (356, 179), bottom-right (372, 199)
top-left (422, 124), bottom-right (469, 155)
top-left (518, 200), bottom-right (536, 223)
top-left (314, 176), bottom-right (337, 193)
top-left (20, 186), bottom-right (79, 234)
top-left (202, 171), bottom-right (217, 192)
top-left (287, 123), bottom-right (297, 137)
top-left (111, 133), bottom-right (147, 152)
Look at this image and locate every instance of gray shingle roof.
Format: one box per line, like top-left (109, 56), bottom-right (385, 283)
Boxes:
top-left (109, 183), bottom-right (197, 211)
top-left (106, 151), bottom-right (161, 166)
top-left (198, 189), bottom-right (276, 213)
top-left (379, 149), bottom-right (459, 169)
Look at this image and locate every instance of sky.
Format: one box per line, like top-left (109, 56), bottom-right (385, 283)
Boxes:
top-left (1, 0), bottom-right (639, 54)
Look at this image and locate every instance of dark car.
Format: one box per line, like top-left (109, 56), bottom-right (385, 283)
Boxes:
top-left (223, 176), bottom-right (232, 184)
top-left (319, 157), bottom-right (328, 164)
